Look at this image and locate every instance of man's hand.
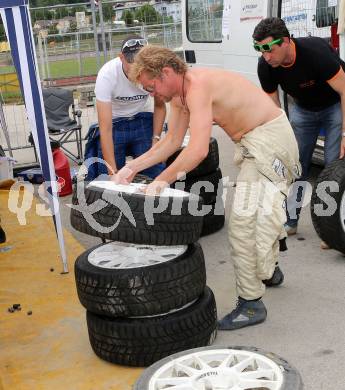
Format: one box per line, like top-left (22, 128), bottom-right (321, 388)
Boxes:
top-left (111, 165), bottom-right (136, 184)
top-left (340, 137), bottom-right (345, 159)
top-left (143, 180), bottom-right (169, 196)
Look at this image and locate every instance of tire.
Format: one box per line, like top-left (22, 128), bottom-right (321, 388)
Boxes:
top-left (311, 159), bottom-right (345, 254)
top-left (134, 345), bottom-right (303, 389)
top-left (167, 138), bottom-right (219, 179)
top-left (86, 286), bottom-right (217, 367)
top-left (74, 242), bottom-right (206, 317)
top-left (201, 202), bottom-right (225, 237)
top-left (172, 168), bottom-right (223, 206)
top-left (70, 180), bottom-right (203, 245)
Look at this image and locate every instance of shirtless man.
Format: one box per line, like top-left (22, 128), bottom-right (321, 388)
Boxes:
top-left (115, 45), bottom-right (301, 330)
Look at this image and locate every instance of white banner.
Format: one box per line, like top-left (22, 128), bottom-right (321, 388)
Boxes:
top-left (240, 0), bottom-right (264, 22)
top-left (222, 0), bottom-right (231, 38)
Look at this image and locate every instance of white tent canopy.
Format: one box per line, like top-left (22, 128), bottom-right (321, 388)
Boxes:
top-left (0, 0), bottom-right (68, 272)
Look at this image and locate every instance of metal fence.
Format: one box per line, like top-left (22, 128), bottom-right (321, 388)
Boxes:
top-left (35, 23), bottom-right (182, 81)
top-left (0, 1), bottom-right (182, 166)
top-left (280, 0), bottom-right (335, 39)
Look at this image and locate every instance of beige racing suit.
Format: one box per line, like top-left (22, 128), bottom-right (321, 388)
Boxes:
top-left (229, 110), bottom-right (301, 300)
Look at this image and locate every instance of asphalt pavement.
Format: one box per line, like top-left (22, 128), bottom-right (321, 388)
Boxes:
top-left (61, 125), bottom-right (345, 390)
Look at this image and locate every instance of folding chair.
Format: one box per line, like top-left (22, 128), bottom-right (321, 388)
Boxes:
top-left (42, 87), bottom-right (83, 164)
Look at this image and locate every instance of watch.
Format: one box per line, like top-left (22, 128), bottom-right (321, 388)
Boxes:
top-left (152, 135), bottom-right (161, 141)
top-left (342, 132), bottom-right (345, 137)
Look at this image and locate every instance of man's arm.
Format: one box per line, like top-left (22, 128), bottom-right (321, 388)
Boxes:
top-left (152, 96), bottom-right (166, 145)
top-left (153, 86), bottom-right (213, 185)
top-left (116, 99), bottom-right (189, 183)
top-left (327, 68), bottom-right (345, 158)
top-left (267, 90), bottom-right (281, 107)
top-left (96, 100), bottom-right (117, 175)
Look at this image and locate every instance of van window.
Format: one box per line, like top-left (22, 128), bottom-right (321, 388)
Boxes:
top-left (187, 0), bottom-right (223, 42)
top-left (316, 0), bottom-right (337, 27)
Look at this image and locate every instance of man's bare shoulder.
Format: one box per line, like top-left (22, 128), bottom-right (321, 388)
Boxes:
top-left (189, 67), bottom-right (252, 91)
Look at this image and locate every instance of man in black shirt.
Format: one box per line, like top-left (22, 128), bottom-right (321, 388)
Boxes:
top-left (252, 17), bottom-right (345, 237)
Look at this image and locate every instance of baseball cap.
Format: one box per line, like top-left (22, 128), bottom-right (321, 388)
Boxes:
top-left (121, 35), bottom-right (148, 63)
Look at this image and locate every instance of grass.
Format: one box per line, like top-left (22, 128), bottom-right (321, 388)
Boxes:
top-left (46, 56), bottom-right (107, 78)
top-left (0, 91), bottom-right (23, 104)
top-left (0, 57), bottom-right (106, 103)
top-left (0, 65), bottom-right (15, 74)
top-left (0, 56), bottom-right (108, 78)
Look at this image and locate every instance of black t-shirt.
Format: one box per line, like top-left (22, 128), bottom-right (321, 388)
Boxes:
top-left (258, 37), bottom-right (345, 111)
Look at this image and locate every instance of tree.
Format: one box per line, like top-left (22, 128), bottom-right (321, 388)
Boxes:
top-left (55, 7), bottom-right (69, 19)
top-left (102, 4), bottom-right (113, 22)
top-left (121, 10), bottom-right (134, 26)
top-left (135, 5), bottom-right (162, 25)
top-left (163, 15), bottom-right (174, 23)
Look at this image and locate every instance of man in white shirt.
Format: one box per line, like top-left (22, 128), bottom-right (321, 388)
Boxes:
top-left (88, 35), bottom-right (166, 180)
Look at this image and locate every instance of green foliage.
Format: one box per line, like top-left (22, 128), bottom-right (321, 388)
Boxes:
top-left (102, 4), bottom-right (113, 22)
top-left (122, 10), bottom-right (134, 26)
top-left (30, 0), bottom-right (83, 6)
top-left (135, 5), bottom-right (162, 25)
top-left (164, 15), bottom-right (174, 23)
top-left (48, 24), bottom-right (58, 35)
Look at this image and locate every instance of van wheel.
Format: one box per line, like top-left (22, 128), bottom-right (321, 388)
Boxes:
top-left (70, 181), bottom-right (203, 245)
top-left (86, 287), bottom-right (217, 367)
top-left (167, 138), bottom-right (219, 179)
top-left (133, 345), bottom-right (303, 389)
top-left (75, 242), bottom-right (206, 317)
top-left (311, 159), bottom-right (345, 254)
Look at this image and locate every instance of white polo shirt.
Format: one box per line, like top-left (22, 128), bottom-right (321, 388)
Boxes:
top-left (94, 57), bottom-right (152, 118)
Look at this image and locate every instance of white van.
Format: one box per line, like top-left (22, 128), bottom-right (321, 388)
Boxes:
top-left (180, 0), bottom-right (343, 165)
top-left (181, 0), bottom-right (341, 84)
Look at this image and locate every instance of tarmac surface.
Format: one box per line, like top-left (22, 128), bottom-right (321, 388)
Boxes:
top-left (58, 125), bottom-right (345, 390)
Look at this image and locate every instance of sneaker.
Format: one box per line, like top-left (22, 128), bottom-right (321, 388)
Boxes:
top-left (320, 240), bottom-right (330, 250)
top-left (284, 223), bottom-right (297, 236)
top-left (263, 266), bottom-right (284, 287)
top-left (217, 297), bottom-right (267, 330)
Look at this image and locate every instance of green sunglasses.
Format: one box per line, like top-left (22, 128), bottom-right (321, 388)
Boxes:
top-left (253, 38), bottom-right (283, 52)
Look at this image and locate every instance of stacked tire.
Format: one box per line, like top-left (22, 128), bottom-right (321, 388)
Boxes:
top-left (71, 175), bottom-right (218, 367)
top-left (167, 137), bottom-right (225, 236)
top-left (311, 159), bottom-right (345, 254)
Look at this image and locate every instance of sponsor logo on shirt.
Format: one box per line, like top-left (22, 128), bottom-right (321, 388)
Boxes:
top-left (299, 80), bottom-right (315, 88)
top-left (115, 95), bottom-right (147, 101)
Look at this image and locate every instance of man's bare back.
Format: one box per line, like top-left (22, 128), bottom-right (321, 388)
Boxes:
top-left (175, 67), bottom-right (282, 141)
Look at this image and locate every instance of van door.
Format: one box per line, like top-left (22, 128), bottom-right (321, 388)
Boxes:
top-left (220, 0), bottom-right (271, 85)
top-left (181, 0), bottom-right (224, 67)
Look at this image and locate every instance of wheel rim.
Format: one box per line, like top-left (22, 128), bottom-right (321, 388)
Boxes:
top-left (130, 298), bottom-right (198, 318)
top-left (340, 190), bottom-right (345, 234)
top-left (148, 349), bottom-right (284, 390)
top-left (89, 181), bottom-right (191, 197)
top-left (88, 242), bottom-right (187, 269)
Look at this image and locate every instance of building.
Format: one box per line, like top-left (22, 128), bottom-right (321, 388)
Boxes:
top-left (152, 1), bottom-right (181, 22)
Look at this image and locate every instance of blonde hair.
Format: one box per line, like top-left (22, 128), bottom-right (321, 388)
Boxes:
top-left (129, 45), bottom-right (187, 81)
